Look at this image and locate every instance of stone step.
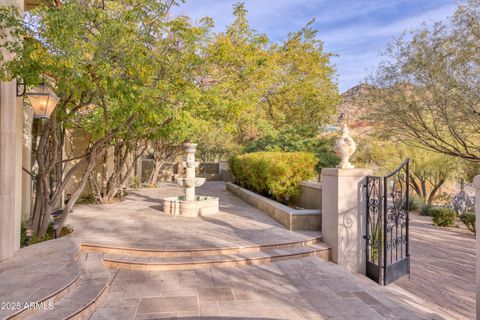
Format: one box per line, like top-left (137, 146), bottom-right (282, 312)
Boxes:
top-left (102, 243), bottom-right (331, 271)
top-left (26, 252), bottom-right (110, 320)
top-left (80, 236), bottom-right (323, 258)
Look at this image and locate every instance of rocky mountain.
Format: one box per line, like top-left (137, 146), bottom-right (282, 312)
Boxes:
top-left (336, 83), bottom-right (376, 136)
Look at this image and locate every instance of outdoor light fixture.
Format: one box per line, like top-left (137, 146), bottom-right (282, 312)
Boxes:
top-left (26, 83), bottom-right (59, 119)
top-left (16, 78), bottom-right (26, 97)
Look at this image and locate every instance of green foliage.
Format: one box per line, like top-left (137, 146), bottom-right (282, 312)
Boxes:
top-left (229, 152), bottom-right (317, 205)
top-left (76, 193), bottom-right (97, 205)
top-left (431, 208), bottom-right (457, 227)
top-left (58, 224), bottom-right (74, 237)
top-left (20, 222), bottom-right (72, 247)
top-left (129, 176), bottom-right (142, 189)
top-left (244, 127), bottom-right (339, 174)
top-left (460, 213), bottom-right (476, 234)
top-left (421, 205), bottom-right (434, 216)
top-left (402, 196), bottom-right (421, 211)
top-left (0, 1), bottom-right (339, 235)
top-left (370, 0), bottom-right (480, 161)
top-left (202, 3), bottom-right (338, 152)
top-left (356, 141), bottom-right (459, 206)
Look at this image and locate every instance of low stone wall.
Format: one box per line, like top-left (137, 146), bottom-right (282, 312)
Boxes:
top-left (226, 182), bottom-right (321, 231)
top-left (299, 181), bottom-right (322, 209)
top-left (141, 160), bottom-right (179, 182)
top-left (142, 161), bottom-right (223, 182)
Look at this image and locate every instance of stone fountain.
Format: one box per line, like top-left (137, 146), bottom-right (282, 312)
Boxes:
top-left (162, 143), bottom-right (219, 217)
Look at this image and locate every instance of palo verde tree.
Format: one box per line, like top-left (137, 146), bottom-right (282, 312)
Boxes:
top-left (370, 0), bottom-right (480, 162)
top-left (0, 0), bottom-right (211, 236)
top-left (357, 141), bottom-right (459, 206)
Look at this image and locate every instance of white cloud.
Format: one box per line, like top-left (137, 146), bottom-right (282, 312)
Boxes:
top-left (318, 3), bottom-right (456, 45)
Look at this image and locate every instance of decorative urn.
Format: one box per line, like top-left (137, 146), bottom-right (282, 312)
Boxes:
top-left (334, 123), bottom-right (356, 169)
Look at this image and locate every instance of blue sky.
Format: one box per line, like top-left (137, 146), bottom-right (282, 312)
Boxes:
top-left (173, 0), bottom-right (458, 92)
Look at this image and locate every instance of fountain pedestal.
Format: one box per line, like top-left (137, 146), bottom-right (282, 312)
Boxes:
top-left (162, 143), bottom-right (219, 217)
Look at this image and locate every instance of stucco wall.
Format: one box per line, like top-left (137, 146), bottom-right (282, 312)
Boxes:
top-left (299, 181), bottom-right (322, 209)
top-left (0, 0), bottom-right (24, 261)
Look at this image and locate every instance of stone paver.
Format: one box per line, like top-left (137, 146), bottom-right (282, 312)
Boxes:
top-left (0, 181), bottom-right (470, 320)
top-left (66, 181), bottom-right (320, 250)
top-left (394, 214), bottom-right (475, 320)
top-left (92, 257), bottom-right (442, 320)
top-left (0, 237), bottom-right (79, 319)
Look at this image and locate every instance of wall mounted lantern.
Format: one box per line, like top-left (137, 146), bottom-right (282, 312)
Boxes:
top-left (27, 84), bottom-right (59, 119)
top-left (16, 79), bottom-right (59, 119)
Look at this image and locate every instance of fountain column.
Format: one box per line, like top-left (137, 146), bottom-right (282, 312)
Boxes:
top-left (162, 142), bottom-right (219, 217)
top-left (184, 143), bottom-right (198, 201)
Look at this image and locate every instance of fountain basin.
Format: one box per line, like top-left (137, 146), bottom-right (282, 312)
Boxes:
top-left (162, 196), bottom-right (219, 217)
top-left (175, 177), bottom-right (206, 188)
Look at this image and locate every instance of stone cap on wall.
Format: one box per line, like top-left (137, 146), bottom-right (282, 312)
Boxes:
top-left (321, 168), bottom-right (372, 177)
top-left (300, 181), bottom-right (322, 189)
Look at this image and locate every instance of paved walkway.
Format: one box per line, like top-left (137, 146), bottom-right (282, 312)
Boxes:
top-left (67, 182), bottom-right (320, 250)
top-left (92, 257), bottom-right (440, 320)
top-left (0, 182), bottom-right (470, 319)
top-left (0, 237), bottom-right (79, 319)
top-left (394, 214), bottom-right (475, 320)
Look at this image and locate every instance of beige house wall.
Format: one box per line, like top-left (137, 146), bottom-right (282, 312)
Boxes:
top-left (22, 106), bottom-right (34, 220)
top-left (63, 129), bottom-right (142, 199)
top-left (0, 0), bottom-right (24, 261)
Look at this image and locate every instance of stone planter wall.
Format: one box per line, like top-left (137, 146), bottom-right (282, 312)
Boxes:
top-left (299, 181), bottom-right (322, 209)
top-left (226, 182), bottom-right (321, 231)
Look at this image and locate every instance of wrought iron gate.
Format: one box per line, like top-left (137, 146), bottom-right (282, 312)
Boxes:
top-left (365, 159), bottom-right (410, 285)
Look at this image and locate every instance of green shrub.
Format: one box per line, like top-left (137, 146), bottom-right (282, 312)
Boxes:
top-left (401, 196), bottom-right (421, 211)
top-left (421, 205), bottom-right (434, 216)
top-left (460, 213), bottom-right (476, 234)
top-left (229, 151), bottom-right (317, 205)
top-left (431, 207), bottom-right (456, 227)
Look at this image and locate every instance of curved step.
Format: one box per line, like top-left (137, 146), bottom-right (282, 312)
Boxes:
top-left (102, 243), bottom-right (331, 271)
top-left (4, 250), bottom-right (81, 320)
top-left (26, 252), bottom-right (111, 320)
top-left (81, 237), bottom-right (323, 258)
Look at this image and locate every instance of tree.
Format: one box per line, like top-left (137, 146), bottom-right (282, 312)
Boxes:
top-left (200, 3), bottom-right (339, 157)
top-left (369, 0), bottom-right (480, 162)
top-left (0, 0), bottom-right (210, 235)
top-left (262, 21), bottom-right (338, 130)
top-left (357, 141), bottom-right (459, 206)
top-left (89, 139), bottom-right (148, 204)
top-left (147, 139), bottom-right (183, 185)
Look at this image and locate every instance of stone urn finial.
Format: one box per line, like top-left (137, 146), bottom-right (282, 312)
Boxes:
top-left (334, 119), bottom-right (356, 169)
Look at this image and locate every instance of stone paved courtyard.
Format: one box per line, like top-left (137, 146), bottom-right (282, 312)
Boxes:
top-left (395, 214), bottom-right (475, 320)
top-left (67, 182), bottom-right (321, 250)
top-left (91, 257), bottom-right (440, 320)
top-left (0, 182), bottom-right (473, 320)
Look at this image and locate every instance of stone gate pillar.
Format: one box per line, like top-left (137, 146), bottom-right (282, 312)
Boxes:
top-left (321, 168), bottom-right (371, 274)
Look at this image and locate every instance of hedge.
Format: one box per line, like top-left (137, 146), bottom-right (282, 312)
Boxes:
top-left (228, 151), bottom-right (317, 205)
top-left (431, 207), bottom-right (456, 227)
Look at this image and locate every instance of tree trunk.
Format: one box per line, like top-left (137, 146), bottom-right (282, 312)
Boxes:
top-left (149, 159), bottom-right (164, 185)
top-left (427, 179), bottom-right (446, 206)
top-left (57, 146), bottom-right (100, 229)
